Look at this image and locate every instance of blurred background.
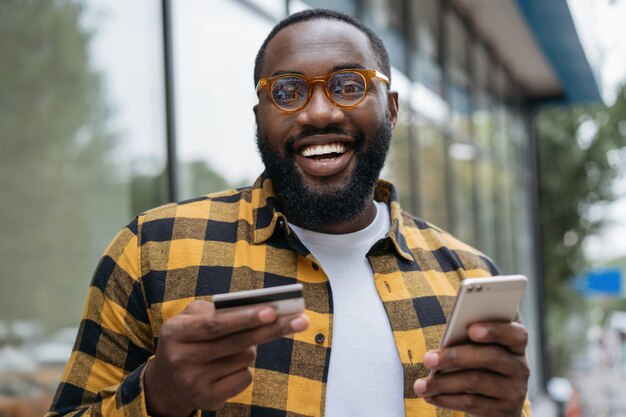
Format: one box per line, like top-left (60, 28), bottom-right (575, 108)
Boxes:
top-left (1, 0), bottom-right (625, 416)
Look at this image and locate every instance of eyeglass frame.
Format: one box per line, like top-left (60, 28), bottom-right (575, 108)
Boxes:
top-left (255, 68), bottom-right (390, 113)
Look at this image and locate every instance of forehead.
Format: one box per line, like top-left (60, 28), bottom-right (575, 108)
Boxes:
top-left (262, 19), bottom-right (378, 76)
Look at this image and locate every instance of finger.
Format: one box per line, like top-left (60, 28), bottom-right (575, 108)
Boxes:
top-left (423, 393), bottom-right (504, 416)
top-left (415, 370), bottom-right (513, 399)
top-left (162, 301), bottom-right (279, 342)
top-left (424, 344), bottom-right (528, 377)
top-left (208, 313), bottom-right (309, 358)
top-left (205, 347), bottom-right (257, 383)
top-left (202, 367), bottom-right (255, 410)
top-left (164, 343), bottom-right (257, 378)
top-left (467, 321), bottom-right (528, 355)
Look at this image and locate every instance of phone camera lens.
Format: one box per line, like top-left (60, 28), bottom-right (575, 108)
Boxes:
top-left (467, 286), bottom-right (474, 293)
top-left (476, 285), bottom-right (483, 292)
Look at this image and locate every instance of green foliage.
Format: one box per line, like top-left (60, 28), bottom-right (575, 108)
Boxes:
top-left (131, 162), bottom-right (169, 215)
top-left (0, 0), bottom-right (120, 330)
top-left (184, 159), bottom-right (232, 197)
top-left (0, 1), bottom-right (236, 335)
top-left (537, 85), bottom-right (626, 375)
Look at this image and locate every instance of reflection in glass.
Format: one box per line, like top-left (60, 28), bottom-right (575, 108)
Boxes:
top-left (473, 91), bottom-right (493, 148)
top-left (409, 0), bottom-right (443, 98)
top-left (173, 0), bottom-right (270, 199)
top-left (362, 0), bottom-right (407, 72)
top-left (416, 118), bottom-right (448, 229)
top-left (449, 81), bottom-right (472, 136)
top-left (298, 0), bottom-right (357, 15)
top-left (445, 11), bottom-right (468, 84)
top-left (384, 106), bottom-right (414, 212)
top-left (507, 104), bottom-right (528, 172)
top-left (451, 144), bottom-right (477, 246)
top-left (476, 154), bottom-right (497, 259)
top-left (0, 0), bottom-right (166, 412)
top-left (247, 0), bottom-right (286, 20)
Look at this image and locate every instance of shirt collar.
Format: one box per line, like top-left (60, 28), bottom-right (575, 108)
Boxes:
top-left (252, 173), bottom-right (413, 262)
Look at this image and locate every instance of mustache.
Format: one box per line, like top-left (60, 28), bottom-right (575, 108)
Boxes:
top-left (285, 127), bottom-right (362, 152)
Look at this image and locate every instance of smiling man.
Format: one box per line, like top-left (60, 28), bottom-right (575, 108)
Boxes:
top-left (48, 8), bottom-right (531, 417)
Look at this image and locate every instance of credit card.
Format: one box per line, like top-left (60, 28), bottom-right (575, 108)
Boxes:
top-left (212, 283), bottom-right (304, 315)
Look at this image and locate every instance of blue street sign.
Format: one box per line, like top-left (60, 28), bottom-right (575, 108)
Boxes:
top-left (572, 268), bottom-right (623, 297)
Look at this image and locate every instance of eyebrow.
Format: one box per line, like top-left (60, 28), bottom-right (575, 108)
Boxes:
top-left (270, 63), bottom-right (367, 77)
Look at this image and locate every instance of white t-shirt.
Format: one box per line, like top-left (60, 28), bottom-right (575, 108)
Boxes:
top-left (289, 201), bottom-right (405, 417)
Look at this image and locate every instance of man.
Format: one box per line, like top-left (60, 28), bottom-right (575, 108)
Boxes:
top-left (48, 8), bottom-right (531, 417)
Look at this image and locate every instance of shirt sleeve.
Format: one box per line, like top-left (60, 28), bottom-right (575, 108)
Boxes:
top-left (46, 218), bottom-right (155, 417)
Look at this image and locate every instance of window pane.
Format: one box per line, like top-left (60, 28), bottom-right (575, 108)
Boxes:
top-left (450, 146), bottom-right (476, 245)
top-left (297, 0), bottom-right (357, 15)
top-left (248, 0), bottom-right (286, 20)
top-left (473, 91), bottom-right (493, 148)
top-left (449, 81), bottom-right (472, 136)
top-left (416, 118), bottom-right (448, 228)
top-left (476, 154), bottom-right (497, 258)
top-left (494, 168), bottom-right (515, 273)
top-left (410, 0), bottom-right (439, 59)
top-left (446, 11), bottom-right (471, 136)
top-left (409, 0), bottom-right (443, 98)
top-left (383, 105), bottom-right (414, 212)
top-left (362, 0), bottom-right (407, 72)
top-left (474, 43), bottom-right (491, 92)
top-left (0, 0), bottom-right (167, 409)
top-left (445, 11), bottom-right (468, 84)
top-left (173, 0), bottom-right (271, 199)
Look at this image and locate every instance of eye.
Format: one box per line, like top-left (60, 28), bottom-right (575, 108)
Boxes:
top-left (272, 77), bottom-right (307, 106)
top-left (329, 72), bottom-right (366, 101)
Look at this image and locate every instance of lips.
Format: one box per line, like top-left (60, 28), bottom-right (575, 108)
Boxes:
top-left (291, 134), bottom-right (356, 178)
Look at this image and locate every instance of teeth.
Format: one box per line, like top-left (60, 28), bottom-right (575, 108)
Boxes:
top-left (301, 143), bottom-right (347, 157)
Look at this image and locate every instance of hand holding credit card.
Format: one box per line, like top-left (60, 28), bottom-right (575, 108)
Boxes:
top-left (144, 284), bottom-right (308, 415)
top-left (212, 283), bottom-right (305, 315)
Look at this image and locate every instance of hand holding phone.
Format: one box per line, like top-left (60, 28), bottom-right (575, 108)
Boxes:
top-left (415, 275), bottom-right (530, 416)
top-left (438, 274), bottom-right (527, 349)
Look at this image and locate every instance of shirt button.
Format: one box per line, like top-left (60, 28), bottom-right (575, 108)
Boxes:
top-left (315, 333), bottom-right (325, 344)
top-left (312, 262), bottom-right (319, 271)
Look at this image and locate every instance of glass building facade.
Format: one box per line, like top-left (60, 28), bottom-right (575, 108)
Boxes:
top-left (1, 0), bottom-right (546, 413)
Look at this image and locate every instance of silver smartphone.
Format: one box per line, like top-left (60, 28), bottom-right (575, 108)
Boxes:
top-left (212, 283), bottom-right (305, 316)
top-left (438, 275), bottom-right (528, 349)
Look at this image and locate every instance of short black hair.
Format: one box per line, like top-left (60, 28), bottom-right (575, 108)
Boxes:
top-left (253, 8), bottom-right (391, 87)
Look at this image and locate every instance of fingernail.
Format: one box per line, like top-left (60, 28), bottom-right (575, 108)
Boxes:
top-left (258, 307), bottom-right (276, 323)
top-left (423, 351), bottom-right (439, 367)
top-left (471, 325), bottom-right (488, 339)
top-left (413, 379), bottom-right (427, 394)
top-left (290, 315), bottom-right (309, 331)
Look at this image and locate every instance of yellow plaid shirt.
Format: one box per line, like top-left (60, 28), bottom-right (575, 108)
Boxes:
top-left (48, 174), bottom-right (532, 417)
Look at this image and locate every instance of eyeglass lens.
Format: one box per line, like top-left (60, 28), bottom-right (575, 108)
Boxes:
top-left (271, 71), bottom-right (367, 110)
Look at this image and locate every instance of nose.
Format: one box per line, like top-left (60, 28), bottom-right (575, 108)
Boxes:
top-left (296, 84), bottom-right (346, 128)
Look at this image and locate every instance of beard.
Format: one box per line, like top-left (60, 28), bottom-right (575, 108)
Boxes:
top-left (255, 120), bottom-right (393, 230)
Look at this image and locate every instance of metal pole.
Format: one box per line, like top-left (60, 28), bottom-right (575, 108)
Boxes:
top-left (162, 0), bottom-right (179, 202)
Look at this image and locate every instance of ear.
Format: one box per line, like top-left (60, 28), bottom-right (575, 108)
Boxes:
top-left (253, 104), bottom-right (259, 122)
top-left (387, 90), bottom-right (399, 128)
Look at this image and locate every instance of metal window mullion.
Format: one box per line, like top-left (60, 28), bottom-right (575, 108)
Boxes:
top-left (439, 0), bottom-right (456, 234)
top-left (162, 0), bottom-right (178, 203)
top-left (402, 0), bottom-right (420, 215)
top-left (464, 16), bottom-right (480, 249)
